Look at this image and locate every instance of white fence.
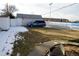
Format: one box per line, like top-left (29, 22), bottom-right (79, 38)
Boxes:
top-left (11, 18), bottom-right (22, 27)
top-left (0, 17), bottom-right (10, 30)
top-left (22, 19), bottom-right (43, 26)
top-left (0, 17), bottom-right (22, 30)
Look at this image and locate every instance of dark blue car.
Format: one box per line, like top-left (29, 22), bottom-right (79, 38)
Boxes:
top-left (27, 20), bottom-right (46, 27)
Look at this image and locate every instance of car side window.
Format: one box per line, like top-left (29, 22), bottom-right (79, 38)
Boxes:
top-left (33, 21), bottom-right (45, 23)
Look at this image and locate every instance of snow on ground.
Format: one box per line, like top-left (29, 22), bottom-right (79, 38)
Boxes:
top-left (45, 21), bottom-right (79, 30)
top-left (70, 26), bottom-right (79, 30)
top-left (45, 21), bottom-right (71, 30)
top-left (0, 26), bottom-right (28, 56)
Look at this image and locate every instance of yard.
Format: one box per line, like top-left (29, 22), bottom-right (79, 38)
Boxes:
top-left (11, 28), bottom-right (79, 56)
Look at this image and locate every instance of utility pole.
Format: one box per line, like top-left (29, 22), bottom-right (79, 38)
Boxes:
top-left (49, 3), bottom-right (53, 18)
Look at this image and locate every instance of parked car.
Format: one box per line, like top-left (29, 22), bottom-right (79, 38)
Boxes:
top-left (27, 20), bottom-right (46, 27)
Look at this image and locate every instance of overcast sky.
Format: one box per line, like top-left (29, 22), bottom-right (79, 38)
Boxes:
top-left (0, 0), bottom-right (79, 21)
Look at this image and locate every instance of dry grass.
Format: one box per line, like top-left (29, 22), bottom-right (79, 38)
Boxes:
top-left (64, 44), bottom-right (79, 56)
top-left (31, 28), bottom-right (79, 39)
top-left (11, 28), bottom-right (79, 56)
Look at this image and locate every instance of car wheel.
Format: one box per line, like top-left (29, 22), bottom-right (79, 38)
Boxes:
top-left (30, 25), bottom-right (32, 27)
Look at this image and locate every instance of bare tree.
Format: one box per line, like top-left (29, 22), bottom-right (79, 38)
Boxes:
top-left (1, 3), bottom-right (17, 18)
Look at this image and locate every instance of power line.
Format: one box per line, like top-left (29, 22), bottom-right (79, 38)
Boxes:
top-left (43, 3), bottom-right (77, 15)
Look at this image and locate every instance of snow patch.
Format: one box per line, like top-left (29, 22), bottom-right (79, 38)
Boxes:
top-left (0, 26), bottom-right (28, 56)
top-left (46, 21), bottom-right (79, 30)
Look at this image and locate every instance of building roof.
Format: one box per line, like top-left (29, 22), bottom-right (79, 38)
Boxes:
top-left (17, 14), bottom-right (42, 19)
